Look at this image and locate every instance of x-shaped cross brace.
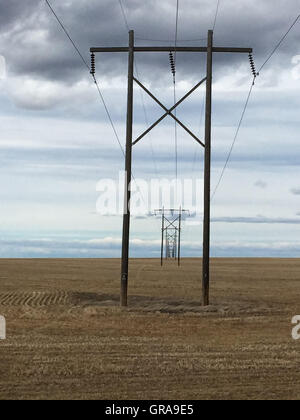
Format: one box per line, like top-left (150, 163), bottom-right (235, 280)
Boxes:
top-left (164, 217), bottom-right (180, 230)
top-left (132, 77), bottom-right (207, 147)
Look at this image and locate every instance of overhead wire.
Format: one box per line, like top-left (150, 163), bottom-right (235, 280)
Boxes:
top-left (46, 0), bottom-right (299, 207)
top-left (211, 13), bottom-right (300, 201)
top-left (191, 89), bottom-right (206, 179)
top-left (117, 0), bottom-right (159, 177)
top-left (45, 0), bottom-right (90, 71)
top-left (92, 75), bottom-right (125, 157)
top-left (44, 0), bottom-right (146, 204)
top-left (45, 0), bottom-right (124, 156)
top-left (134, 67), bottom-right (159, 177)
top-left (258, 14), bottom-right (300, 73)
top-left (211, 78), bottom-right (255, 201)
top-left (118, 0), bottom-right (130, 32)
top-left (173, 0), bottom-right (180, 182)
top-left (212, 0), bottom-right (221, 31)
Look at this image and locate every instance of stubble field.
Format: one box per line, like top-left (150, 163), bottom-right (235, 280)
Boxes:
top-left (0, 258), bottom-right (299, 400)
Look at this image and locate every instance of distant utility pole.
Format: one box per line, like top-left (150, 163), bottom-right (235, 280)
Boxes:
top-left (155, 208), bottom-right (189, 267)
top-left (90, 30), bottom-right (252, 307)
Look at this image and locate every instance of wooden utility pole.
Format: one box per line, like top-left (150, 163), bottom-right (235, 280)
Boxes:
top-left (161, 207), bottom-right (165, 266)
top-left (90, 30), bottom-right (252, 307)
top-left (178, 207), bottom-right (182, 266)
top-left (120, 30), bottom-right (134, 307)
top-left (202, 30), bottom-right (213, 306)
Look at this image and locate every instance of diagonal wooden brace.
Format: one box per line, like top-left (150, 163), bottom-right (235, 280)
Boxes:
top-left (133, 77), bottom-right (206, 147)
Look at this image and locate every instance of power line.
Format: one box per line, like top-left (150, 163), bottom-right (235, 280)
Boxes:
top-left (173, 0), bottom-right (180, 182)
top-left (173, 83), bottom-right (178, 181)
top-left (174, 0), bottom-right (180, 67)
top-left (211, 78), bottom-right (255, 201)
top-left (92, 75), bottom-right (125, 157)
top-left (45, 0), bottom-right (90, 71)
top-left (117, 0), bottom-right (159, 177)
top-left (134, 66), bottom-right (159, 176)
top-left (45, 0), bottom-right (147, 206)
top-left (211, 13), bottom-right (300, 201)
top-left (192, 90), bottom-right (206, 179)
top-left (93, 73), bottom-right (145, 203)
top-left (212, 0), bottom-right (221, 31)
top-left (118, 0), bottom-right (130, 32)
top-left (45, 0), bottom-right (125, 157)
top-left (258, 14), bottom-right (300, 73)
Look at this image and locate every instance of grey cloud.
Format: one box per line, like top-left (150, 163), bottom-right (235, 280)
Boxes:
top-left (1, 0), bottom-right (299, 87)
top-left (291, 188), bottom-right (300, 195)
top-left (0, 133), bottom-right (299, 183)
top-left (0, 0), bottom-right (38, 30)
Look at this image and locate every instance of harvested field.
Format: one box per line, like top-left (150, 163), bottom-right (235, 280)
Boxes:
top-left (0, 258), bottom-right (299, 400)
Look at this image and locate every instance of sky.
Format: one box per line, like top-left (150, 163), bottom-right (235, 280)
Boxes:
top-left (0, 0), bottom-right (300, 258)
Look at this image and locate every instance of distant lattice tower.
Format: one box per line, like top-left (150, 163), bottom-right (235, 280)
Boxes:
top-left (155, 208), bottom-right (189, 266)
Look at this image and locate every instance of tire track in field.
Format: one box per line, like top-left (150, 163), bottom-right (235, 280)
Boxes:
top-left (0, 290), bottom-right (72, 307)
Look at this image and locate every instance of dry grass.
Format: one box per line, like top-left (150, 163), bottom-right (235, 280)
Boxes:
top-left (0, 258), bottom-right (299, 400)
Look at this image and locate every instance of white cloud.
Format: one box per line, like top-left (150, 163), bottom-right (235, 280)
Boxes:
top-left (2, 235), bottom-right (300, 258)
top-left (6, 75), bottom-right (94, 110)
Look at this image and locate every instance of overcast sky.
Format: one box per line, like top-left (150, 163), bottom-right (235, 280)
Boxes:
top-left (0, 0), bottom-right (299, 258)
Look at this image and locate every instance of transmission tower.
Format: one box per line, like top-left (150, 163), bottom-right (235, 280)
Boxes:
top-left (155, 208), bottom-right (189, 266)
top-left (90, 30), bottom-right (252, 307)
